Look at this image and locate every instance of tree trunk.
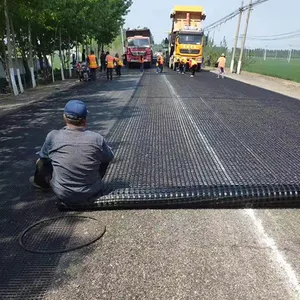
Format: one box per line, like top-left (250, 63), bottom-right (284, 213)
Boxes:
top-left (28, 22), bottom-right (36, 88)
top-left (68, 36), bottom-right (72, 78)
top-left (10, 15), bottom-right (24, 93)
top-left (21, 49), bottom-right (31, 88)
top-left (37, 50), bottom-right (45, 81)
top-left (50, 53), bottom-right (55, 83)
top-left (4, 0), bottom-right (18, 95)
top-left (59, 27), bottom-right (65, 80)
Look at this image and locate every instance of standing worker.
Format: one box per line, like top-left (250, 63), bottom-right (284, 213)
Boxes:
top-left (189, 58), bottom-right (198, 78)
top-left (87, 50), bottom-right (98, 81)
top-left (217, 53), bottom-right (226, 79)
top-left (105, 51), bottom-right (114, 81)
top-left (140, 55), bottom-right (145, 72)
top-left (100, 50), bottom-right (106, 72)
top-left (157, 54), bottom-right (164, 73)
top-left (82, 49), bottom-right (86, 62)
top-left (114, 53), bottom-right (123, 76)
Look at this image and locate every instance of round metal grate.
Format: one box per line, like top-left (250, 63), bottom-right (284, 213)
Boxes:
top-left (19, 215), bottom-right (106, 254)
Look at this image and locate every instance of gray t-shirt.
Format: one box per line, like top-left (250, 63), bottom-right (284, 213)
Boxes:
top-left (39, 127), bottom-right (114, 202)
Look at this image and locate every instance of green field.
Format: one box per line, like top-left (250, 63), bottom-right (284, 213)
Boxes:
top-left (243, 58), bottom-right (300, 83)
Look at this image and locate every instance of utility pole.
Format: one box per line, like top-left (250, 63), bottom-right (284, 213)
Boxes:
top-left (230, 1), bottom-right (244, 73)
top-left (287, 49), bottom-right (292, 63)
top-left (264, 46), bottom-right (267, 60)
top-left (237, 0), bottom-right (252, 74)
top-left (120, 26), bottom-right (125, 55)
top-left (4, 0), bottom-right (19, 95)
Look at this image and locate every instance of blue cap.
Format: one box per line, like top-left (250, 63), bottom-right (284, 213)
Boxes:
top-left (64, 100), bottom-right (88, 119)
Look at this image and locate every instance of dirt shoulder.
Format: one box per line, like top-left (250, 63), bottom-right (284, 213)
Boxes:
top-left (0, 79), bottom-right (78, 117)
top-left (209, 69), bottom-right (300, 100)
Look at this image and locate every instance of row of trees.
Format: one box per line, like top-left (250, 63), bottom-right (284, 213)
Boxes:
top-left (246, 48), bottom-right (300, 59)
top-left (0, 0), bottom-right (132, 95)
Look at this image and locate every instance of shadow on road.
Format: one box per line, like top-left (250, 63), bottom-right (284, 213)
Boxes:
top-left (0, 72), bottom-right (140, 299)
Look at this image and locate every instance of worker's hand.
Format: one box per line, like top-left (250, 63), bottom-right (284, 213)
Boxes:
top-left (36, 158), bottom-right (40, 164)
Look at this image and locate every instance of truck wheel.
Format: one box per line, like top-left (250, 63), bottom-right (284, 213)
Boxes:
top-left (173, 62), bottom-right (177, 71)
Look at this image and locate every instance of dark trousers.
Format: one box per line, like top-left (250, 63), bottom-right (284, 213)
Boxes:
top-left (90, 68), bottom-right (97, 80)
top-left (191, 65), bottom-right (197, 76)
top-left (100, 61), bottom-right (106, 72)
top-left (140, 63), bottom-right (144, 72)
top-left (116, 65), bottom-right (121, 76)
top-left (107, 68), bottom-right (113, 80)
top-left (34, 159), bottom-right (110, 189)
top-left (34, 158), bottom-right (53, 189)
top-left (159, 64), bottom-right (163, 73)
top-left (179, 64), bottom-right (183, 73)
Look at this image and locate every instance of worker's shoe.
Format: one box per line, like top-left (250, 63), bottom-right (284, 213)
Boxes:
top-left (190, 75), bottom-right (194, 78)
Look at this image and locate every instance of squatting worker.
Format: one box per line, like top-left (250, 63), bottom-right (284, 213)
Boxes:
top-left (189, 58), bottom-right (197, 77)
top-left (30, 100), bottom-right (114, 207)
top-left (217, 53), bottom-right (226, 79)
top-left (87, 50), bottom-right (98, 81)
top-left (106, 51), bottom-right (114, 81)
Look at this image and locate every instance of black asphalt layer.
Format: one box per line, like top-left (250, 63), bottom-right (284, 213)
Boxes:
top-left (1, 68), bottom-right (300, 299)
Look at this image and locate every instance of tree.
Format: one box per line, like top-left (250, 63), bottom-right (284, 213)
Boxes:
top-left (0, 0), bottom-right (132, 93)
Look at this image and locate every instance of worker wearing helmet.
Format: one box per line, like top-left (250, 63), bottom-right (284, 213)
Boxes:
top-left (217, 53), bottom-right (226, 79)
top-left (87, 50), bottom-right (98, 81)
top-left (114, 53), bottom-right (124, 76)
top-left (158, 55), bottom-right (164, 73)
top-left (106, 51), bottom-right (114, 81)
top-left (189, 58), bottom-right (198, 77)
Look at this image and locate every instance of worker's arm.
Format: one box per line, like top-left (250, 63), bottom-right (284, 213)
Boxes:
top-left (38, 131), bottom-right (55, 162)
top-left (87, 56), bottom-right (90, 64)
top-left (98, 136), bottom-right (114, 163)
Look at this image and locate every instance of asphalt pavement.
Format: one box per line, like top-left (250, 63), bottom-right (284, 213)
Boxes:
top-left (1, 68), bottom-right (300, 299)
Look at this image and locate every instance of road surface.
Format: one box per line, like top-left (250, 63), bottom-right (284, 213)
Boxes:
top-left (1, 69), bottom-right (300, 300)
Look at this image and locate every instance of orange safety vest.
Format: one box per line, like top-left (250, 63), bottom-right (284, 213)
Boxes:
top-left (218, 57), bottom-right (226, 68)
top-left (159, 56), bottom-right (164, 65)
top-left (114, 57), bottom-right (123, 67)
top-left (140, 57), bottom-right (145, 63)
top-left (88, 54), bottom-right (98, 68)
top-left (106, 55), bottom-right (114, 69)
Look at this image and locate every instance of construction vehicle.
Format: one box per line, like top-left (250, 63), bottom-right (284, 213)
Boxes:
top-left (167, 6), bottom-right (207, 71)
top-left (125, 29), bottom-right (153, 68)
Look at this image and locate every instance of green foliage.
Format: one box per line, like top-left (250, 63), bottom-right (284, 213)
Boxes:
top-left (1, 0), bottom-right (132, 59)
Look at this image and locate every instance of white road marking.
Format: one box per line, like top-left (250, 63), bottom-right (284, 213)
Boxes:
top-left (245, 209), bottom-right (300, 299)
top-left (164, 74), bottom-right (300, 298)
top-left (163, 74), bottom-right (234, 184)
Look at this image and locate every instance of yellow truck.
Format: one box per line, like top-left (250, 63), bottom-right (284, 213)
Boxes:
top-left (168, 5), bottom-right (207, 71)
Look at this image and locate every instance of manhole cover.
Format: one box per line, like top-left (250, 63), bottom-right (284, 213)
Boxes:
top-left (19, 215), bottom-right (106, 254)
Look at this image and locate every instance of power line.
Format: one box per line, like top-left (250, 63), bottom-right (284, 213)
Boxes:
top-left (246, 29), bottom-right (300, 38)
top-left (204, 0), bottom-right (268, 32)
top-left (244, 32), bottom-right (300, 41)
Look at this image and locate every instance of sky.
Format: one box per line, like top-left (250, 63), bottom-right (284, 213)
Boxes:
top-left (125, 0), bottom-right (300, 50)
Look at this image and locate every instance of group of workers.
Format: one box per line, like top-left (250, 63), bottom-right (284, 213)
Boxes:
top-left (77, 50), bottom-right (124, 81)
top-left (174, 53), bottom-right (226, 78)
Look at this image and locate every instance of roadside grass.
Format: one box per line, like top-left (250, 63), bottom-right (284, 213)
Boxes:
top-left (243, 57), bottom-right (300, 83)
